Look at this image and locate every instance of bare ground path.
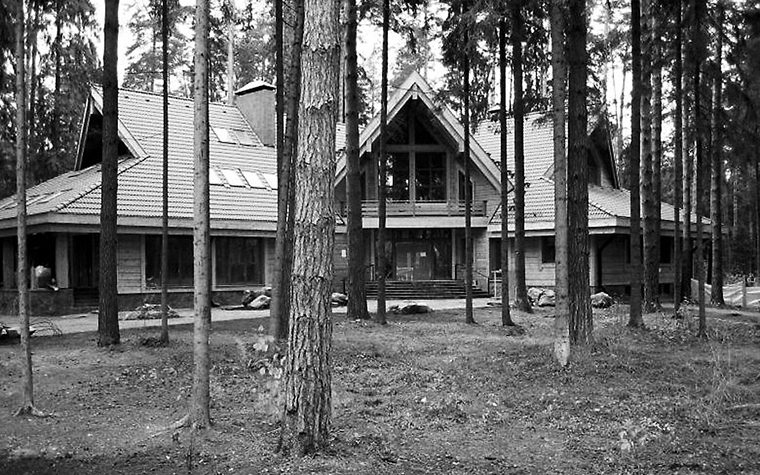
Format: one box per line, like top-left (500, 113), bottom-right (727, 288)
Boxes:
top-left (1, 301), bottom-right (758, 474)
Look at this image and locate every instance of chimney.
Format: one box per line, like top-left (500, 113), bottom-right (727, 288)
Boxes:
top-left (234, 80), bottom-right (276, 146)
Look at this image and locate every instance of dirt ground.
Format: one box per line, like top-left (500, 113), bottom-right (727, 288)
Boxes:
top-left (1, 303), bottom-right (759, 474)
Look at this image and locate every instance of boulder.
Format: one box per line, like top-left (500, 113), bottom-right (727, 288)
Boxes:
top-left (249, 295), bottom-right (271, 310)
top-left (537, 289), bottom-right (556, 307)
top-left (590, 292), bottom-right (614, 308)
top-left (331, 292), bottom-right (348, 306)
top-left (122, 303), bottom-right (179, 320)
top-left (389, 302), bottom-right (433, 315)
top-left (242, 286), bottom-right (272, 306)
top-left (527, 287), bottom-right (543, 305)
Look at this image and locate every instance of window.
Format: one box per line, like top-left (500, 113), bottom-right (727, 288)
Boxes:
top-left (415, 152), bottom-right (446, 201)
top-left (215, 237), bottom-right (264, 286)
top-left (145, 236), bottom-right (193, 288)
top-left (242, 170), bottom-right (266, 189)
top-left (221, 169), bottom-right (246, 187)
top-left (458, 170), bottom-right (474, 202)
top-left (660, 236), bottom-right (673, 264)
top-left (541, 236), bottom-right (556, 264)
top-left (385, 152), bottom-right (410, 201)
top-left (233, 129), bottom-right (256, 146)
top-left (213, 127), bottom-right (236, 144)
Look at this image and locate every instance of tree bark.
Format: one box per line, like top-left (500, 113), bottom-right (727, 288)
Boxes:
top-left (160, 0), bottom-right (170, 344)
top-left (271, 0), bottom-right (303, 340)
top-left (375, 0), bottom-right (389, 325)
top-left (710, 2), bottom-right (724, 306)
top-left (640, 0), bottom-right (657, 313)
top-left (651, 8), bottom-right (662, 310)
top-left (628, 0), bottom-right (643, 327)
top-left (191, 0), bottom-right (211, 429)
top-left (673, 0), bottom-right (683, 315)
top-left (278, 0), bottom-right (339, 454)
top-left (99, 0), bottom-right (121, 347)
top-left (345, 0), bottom-right (369, 320)
top-left (512, 0), bottom-right (531, 314)
top-left (499, 16), bottom-right (513, 327)
top-left (464, 1), bottom-right (474, 324)
top-left (566, 0), bottom-right (591, 344)
top-left (693, 0), bottom-right (707, 338)
top-left (551, 0), bottom-right (569, 364)
top-left (15, 0), bottom-right (35, 415)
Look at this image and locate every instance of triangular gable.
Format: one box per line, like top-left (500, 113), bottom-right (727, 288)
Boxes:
top-left (336, 71), bottom-right (505, 190)
top-left (76, 87), bottom-right (149, 170)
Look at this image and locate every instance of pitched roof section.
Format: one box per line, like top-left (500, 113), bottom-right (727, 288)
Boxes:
top-left (0, 88), bottom-right (280, 229)
top-left (336, 71), bottom-right (505, 190)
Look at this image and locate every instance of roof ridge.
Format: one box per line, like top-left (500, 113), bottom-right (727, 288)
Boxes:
top-left (93, 85), bottom-right (240, 108)
top-left (55, 156), bottom-right (148, 213)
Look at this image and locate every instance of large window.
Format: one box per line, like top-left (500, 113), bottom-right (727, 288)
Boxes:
top-left (385, 152), bottom-right (410, 201)
top-left (416, 152), bottom-right (446, 201)
top-left (145, 235), bottom-right (193, 288)
top-left (215, 237), bottom-right (264, 286)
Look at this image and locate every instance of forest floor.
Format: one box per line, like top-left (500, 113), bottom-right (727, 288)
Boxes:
top-left (1, 302), bottom-right (759, 474)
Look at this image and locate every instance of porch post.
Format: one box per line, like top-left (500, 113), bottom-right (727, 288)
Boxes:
top-left (589, 234), bottom-right (599, 293)
top-left (55, 234), bottom-right (70, 288)
top-left (3, 239), bottom-right (14, 289)
top-left (451, 229), bottom-right (457, 279)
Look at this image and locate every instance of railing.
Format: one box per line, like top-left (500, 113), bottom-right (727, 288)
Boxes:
top-left (339, 200), bottom-right (487, 217)
top-left (454, 263), bottom-right (492, 296)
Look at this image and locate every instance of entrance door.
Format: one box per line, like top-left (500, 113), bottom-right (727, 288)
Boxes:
top-left (395, 241), bottom-right (432, 280)
top-left (71, 234), bottom-right (99, 289)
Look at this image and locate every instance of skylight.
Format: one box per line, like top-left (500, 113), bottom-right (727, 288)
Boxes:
top-left (210, 168), bottom-right (224, 185)
top-left (221, 169), bottom-right (246, 187)
top-left (262, 173), bottom-right (278, 190)
top-left (213, 127), bottom-right (236, 144)
top-left (241, 170), bottom-right (265, 189)
top-left (233, 129), bottom-right (256, 146)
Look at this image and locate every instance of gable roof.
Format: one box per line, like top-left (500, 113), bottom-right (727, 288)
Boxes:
top-left (0, 88), bottom-right (281, 232)
top-left (335, 71), bottom-right (504, 190)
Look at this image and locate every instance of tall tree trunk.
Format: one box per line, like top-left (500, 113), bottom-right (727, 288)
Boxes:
top-left (15, 0), bottom-right (35, 416)
top-left (345, 0), bottom-right (369, 320)
top-left (52, 0), bottom-right (62, 158)
top-left (641, 0), bottom-right (657, 313)
top-left (673, 0), bottom-right (683, 316)
top-left (99, 0), bottom-right (121, 347)
top-left (191, 0), bottom-right (211, 429)
top-left (464, 1), bottom-right (474, 324)
top-left (278, 0), bottom-right (339, 454)
top-left (651, 9), bottom-right (662, 310)
top-left (27, 1), bottom-right (39, 168)
top-left (375, 0), bottom-right (389, 325)
top-left (272, 0), bottom-right (286, 337)
top-left (512, 0), bottom-right (531, 314)
top-left (566, 0), bottom-right (591, 344)
top-left (756, 150), bottom-right (760, 279)
top-left (682, 94), bottom-right (693, 301)
top-left (551, 0), bottom-right (569, 365)
top-left (499, 16), bottom-right (513, 327)
top-left (226, 5), bottom-right (235, 105)
top-left (694, 0), bottom-right (707, 338)
top-left (160, 0), bottom-right (170, 344)
top-left (628, 0), bottom-right (643, 327)
top-left (271, 0), bottom-right (303, 340)
top-left (710, 2), bottom-right (724, 306)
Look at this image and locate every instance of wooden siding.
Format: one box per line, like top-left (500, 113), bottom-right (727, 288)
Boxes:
top-left (117, 234), bottom-right (143, 293)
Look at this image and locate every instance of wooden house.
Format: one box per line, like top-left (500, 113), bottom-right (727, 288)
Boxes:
top-left (0, 72), bottom-right (696, 315)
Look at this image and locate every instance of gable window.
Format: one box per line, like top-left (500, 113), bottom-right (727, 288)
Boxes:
top-left (385, 152), bottom-right (410, 201)
top-left (541, 236), bottom-right (556, 264)
top-left (458, 170), bottom-right (474, 202)
top-left (145, 235), bottom-right (193, 288)
top-left (415, 152), bottom-right (446, 201)
top-left (216, 237), bottom-right (264, 286)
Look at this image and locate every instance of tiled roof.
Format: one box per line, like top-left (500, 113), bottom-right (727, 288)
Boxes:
top-left (0, 88), bottom-right (344, 230)
top-left (480, 113), bottom-right (700, 229)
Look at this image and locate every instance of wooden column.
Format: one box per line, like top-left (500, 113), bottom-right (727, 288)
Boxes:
top-left (3, 239), bottom-right (14, 289)
top-left (55, 234), bottom-right (70, 288)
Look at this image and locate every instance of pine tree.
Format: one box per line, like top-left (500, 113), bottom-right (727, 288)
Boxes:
top-left (278, 0), bottom-right (340, 454)
top-left (628, 0), bottom-right (644, 328)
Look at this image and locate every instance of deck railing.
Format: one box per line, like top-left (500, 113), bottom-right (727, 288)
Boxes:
top-left (339, 200), bottom-right (487, 217)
